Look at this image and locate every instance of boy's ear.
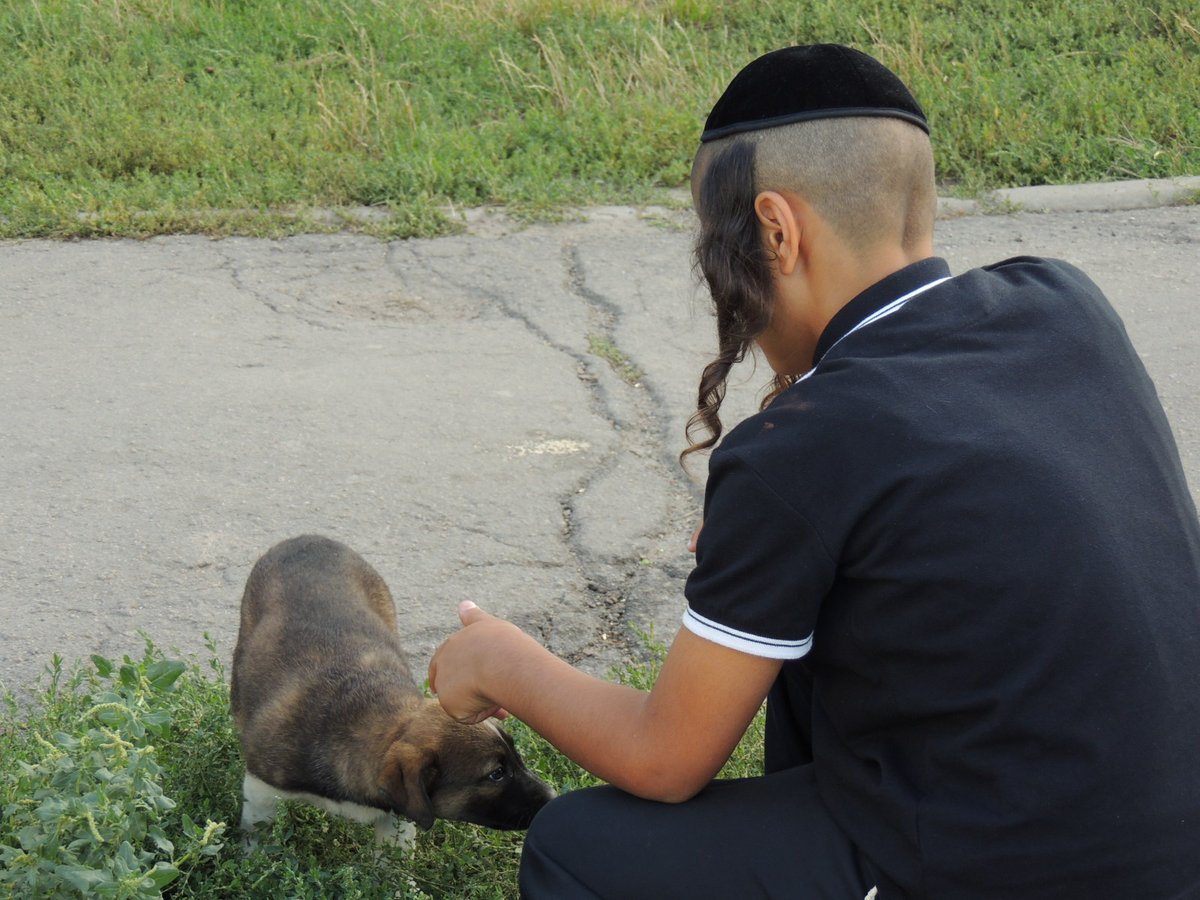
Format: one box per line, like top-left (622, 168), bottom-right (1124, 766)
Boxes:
top-left (753, 190), bottom-right (803, 276)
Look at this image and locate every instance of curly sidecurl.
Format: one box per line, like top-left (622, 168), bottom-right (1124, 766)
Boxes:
top-left (682, 140), bottom-right (795, 464)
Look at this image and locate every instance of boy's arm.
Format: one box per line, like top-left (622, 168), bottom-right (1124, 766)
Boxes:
top-left (428, 601), bottom-right (781, 803)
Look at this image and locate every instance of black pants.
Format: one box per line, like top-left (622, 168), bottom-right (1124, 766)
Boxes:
top-left (520, 663), bottom-right (878, 898)
top-left (518, 765), bottom-right (877, 899)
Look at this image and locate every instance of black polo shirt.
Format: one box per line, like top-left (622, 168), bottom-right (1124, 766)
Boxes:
top-left (684, 257), bottom-right (1200, 898)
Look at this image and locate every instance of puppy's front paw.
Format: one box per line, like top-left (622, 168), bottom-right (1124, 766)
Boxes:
top-left (239, 807), bottom-right (273, 854)
top-left (374, 815), bottom-right (417, 850)
top-left (239, 771), bottom-right (281, 853)
top-left (240, 826), bottom-right (263, 854)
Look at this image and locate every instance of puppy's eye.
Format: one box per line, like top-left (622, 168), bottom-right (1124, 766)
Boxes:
top-left (486, 764), bottom-right (509, 783)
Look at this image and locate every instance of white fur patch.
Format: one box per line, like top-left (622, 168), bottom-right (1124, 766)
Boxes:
top-left (240, 771), bottom-right (415, 849)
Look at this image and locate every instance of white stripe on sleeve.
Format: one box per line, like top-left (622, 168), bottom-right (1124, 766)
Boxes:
top-left (682, 607), bottom-right (813, 660)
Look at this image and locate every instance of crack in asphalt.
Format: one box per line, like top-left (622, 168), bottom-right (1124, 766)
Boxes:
top-left (376, 229), bottom-right (696, 664)
top-left (558, 240), bottom-right (697, 662)
top-left (214, 242), bottom-right (340, 330)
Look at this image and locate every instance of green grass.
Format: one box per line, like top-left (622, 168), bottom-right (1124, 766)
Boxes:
top-left (0, 635), bottom-right (765, 898)
top-left (1, 0), bottom-right (1196, 238)
top-left (588, 333), bottom-right (646, 385)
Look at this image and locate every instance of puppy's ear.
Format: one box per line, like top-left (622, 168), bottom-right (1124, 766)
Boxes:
top-left (381, 742), bottom-right (437, 830)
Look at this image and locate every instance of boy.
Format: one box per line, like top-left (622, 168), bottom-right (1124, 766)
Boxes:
top-left (430, 45), bottom-right (1200, 898)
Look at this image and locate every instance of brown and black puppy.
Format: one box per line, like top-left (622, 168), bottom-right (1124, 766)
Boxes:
top-left (231, 534), bottom-right (555, 847)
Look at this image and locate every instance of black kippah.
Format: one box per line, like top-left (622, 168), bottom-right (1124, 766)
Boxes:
top-left (700, 44), bottom-right (929, 142)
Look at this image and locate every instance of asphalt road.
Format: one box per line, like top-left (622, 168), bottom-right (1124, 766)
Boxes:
top-left (2, 191), bottom-right (1197, 694)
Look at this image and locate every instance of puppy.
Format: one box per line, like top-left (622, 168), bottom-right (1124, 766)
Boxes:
top-left (230, 534), bottom-right (555, 847)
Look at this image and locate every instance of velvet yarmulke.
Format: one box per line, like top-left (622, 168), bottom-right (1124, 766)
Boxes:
top-left (701, 44), bottom-right (929, 142)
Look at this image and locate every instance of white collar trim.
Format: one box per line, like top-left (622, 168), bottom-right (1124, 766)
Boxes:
top-left (797, 276), bottom-right (952, 383)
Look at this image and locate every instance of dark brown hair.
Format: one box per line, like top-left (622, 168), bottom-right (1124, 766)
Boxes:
top-left (682, 140), bottom-right (795, 463)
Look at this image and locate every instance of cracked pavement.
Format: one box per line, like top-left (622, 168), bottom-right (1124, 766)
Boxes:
top-left (2, 203), bottom-right (1198, 692)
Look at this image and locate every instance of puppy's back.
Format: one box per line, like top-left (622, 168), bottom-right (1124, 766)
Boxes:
top-left (238, 534), bottom-right (398, 633)
top-left (231, 535), bottom-right (415, 743)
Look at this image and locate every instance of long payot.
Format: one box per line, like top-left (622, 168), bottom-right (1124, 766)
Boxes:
top-left (683, 139), bottom-right (796, 463)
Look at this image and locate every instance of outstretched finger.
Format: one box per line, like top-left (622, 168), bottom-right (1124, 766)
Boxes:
top-left (458, 599), bottom-right (486, 625)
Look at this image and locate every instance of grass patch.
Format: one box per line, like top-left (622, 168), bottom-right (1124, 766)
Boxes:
top-left (1, 0), bottom-right (1197, 238)
top-left (588, 333), bottom-right (645, 385)
top-left (1, 634), bottom-right (764, 898)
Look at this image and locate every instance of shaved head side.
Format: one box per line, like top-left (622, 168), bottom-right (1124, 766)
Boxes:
top-left (751, 116), bottom-right (936, 253)
top-left (684, 116), bottom-right (936, 462)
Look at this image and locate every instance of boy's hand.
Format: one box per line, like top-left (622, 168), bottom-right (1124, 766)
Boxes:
top-left (429, 601), bottom-right (522, 724)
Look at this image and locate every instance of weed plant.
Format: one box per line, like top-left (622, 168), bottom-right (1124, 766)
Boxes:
top-left (0, 634), bottom-right (764, 898)
top-left (1, 0), bottom-right (1197, 238)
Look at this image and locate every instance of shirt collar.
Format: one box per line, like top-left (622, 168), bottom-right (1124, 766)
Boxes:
top-left (811, 256), bottom-right (952, 369)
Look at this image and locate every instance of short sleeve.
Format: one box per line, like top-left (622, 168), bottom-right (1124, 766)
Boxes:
top-left (683, 444), bottom-right (835, 659)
